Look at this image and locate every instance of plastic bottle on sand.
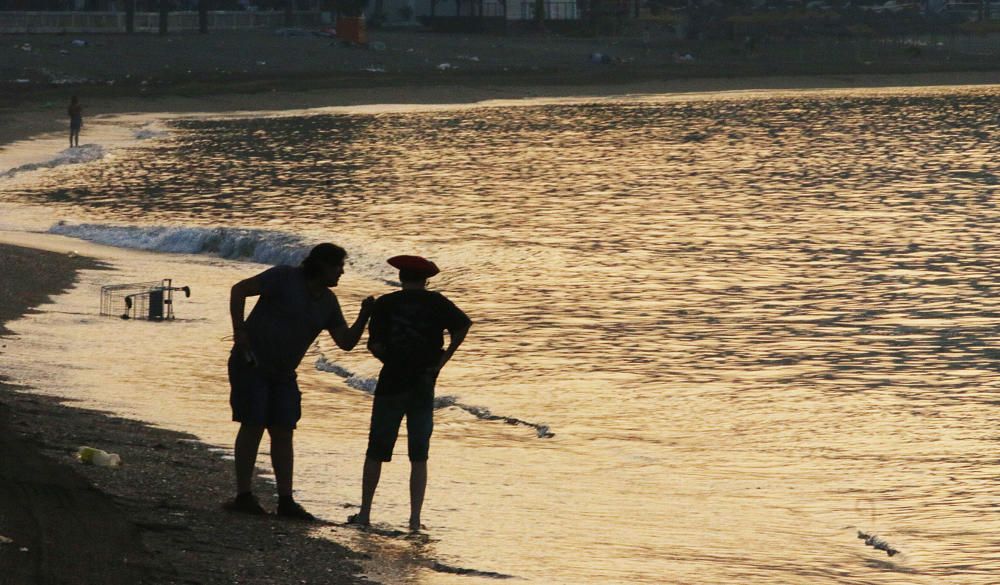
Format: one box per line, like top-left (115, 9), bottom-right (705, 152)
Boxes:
top-left (77, 446), bottom-right (122, 467)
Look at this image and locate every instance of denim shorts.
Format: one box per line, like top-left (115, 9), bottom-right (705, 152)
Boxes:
top-left (366, 368), bottom-right (436, 462)
top-left (228, 351), bottom-right (301, 429)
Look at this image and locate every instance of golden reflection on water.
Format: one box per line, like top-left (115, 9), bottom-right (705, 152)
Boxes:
top-left (4, 86), bottom-right (1000, 583)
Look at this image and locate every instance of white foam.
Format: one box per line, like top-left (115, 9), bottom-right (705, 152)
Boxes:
top-left (313, 355), bottom-right (553, 437)
top-left (48, 222), bottom-right (308, 265)
top-left (46, 221), bottom-right (405, 284)
top-left (0, 113), bottom-right (172, 183)
top-left (1, 144), bottom-right (105, 179)
top-left (315, 355), bottom-right (377, 394)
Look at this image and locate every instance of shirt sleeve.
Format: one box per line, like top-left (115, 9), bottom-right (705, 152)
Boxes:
top-left (438, 294), bottom-right (471, 332)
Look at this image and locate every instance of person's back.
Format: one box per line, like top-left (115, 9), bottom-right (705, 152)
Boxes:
top-left (242, 264), bottom-right (343, 374)
top-left (351, 255), bottom-right (471, 532)
top-left (369, 288), bottom-right (466, 374)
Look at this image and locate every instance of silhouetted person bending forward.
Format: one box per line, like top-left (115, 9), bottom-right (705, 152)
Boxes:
top-left (349, 255), bottom-right (471, 532)
top-left (226, 243), bottom-right (373, 520)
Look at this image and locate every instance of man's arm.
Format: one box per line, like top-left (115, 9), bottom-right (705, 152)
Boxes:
top-left (330, 296), bottom-right (376, 351)
top-left (436, 323), bottom-right (471, 372)
top-left (230, 276), bottom-right (263, 348)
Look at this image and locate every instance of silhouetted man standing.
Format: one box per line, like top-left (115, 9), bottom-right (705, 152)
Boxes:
top-left (68, 96), bottom-right (82, 148)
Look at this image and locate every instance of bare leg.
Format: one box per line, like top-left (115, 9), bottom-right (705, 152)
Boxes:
top-left (409, 461), bottom-right (427, 531)
top-left (355, 457), bottom-right (382, 525)
top-left (267, 426), bottom-right (294, 497)
top-left (234, 423), bottom-right (265, 494)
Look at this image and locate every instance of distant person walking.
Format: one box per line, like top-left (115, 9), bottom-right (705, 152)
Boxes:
top-left (67, 96), bottom-right (82, 148)
top-left (349, 255), bottom-right (471, 532)
top-left (226, 243), bottom-right (374, 520)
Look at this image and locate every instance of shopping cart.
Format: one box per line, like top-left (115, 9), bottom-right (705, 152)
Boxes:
top-left (100, 279), bottom-right (191, 321)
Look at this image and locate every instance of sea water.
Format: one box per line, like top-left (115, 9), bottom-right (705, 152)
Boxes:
top-left (0, 86), bottom-right (998, 584)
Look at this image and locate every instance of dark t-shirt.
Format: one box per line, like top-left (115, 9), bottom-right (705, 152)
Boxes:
top-left (244, 265), bottom-right (347, 374)
top-left (369, 289), bottom-right (470, 394)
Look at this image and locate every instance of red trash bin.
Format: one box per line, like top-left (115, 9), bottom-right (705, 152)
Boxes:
top-left (336, 16), bottom-right (367, 45)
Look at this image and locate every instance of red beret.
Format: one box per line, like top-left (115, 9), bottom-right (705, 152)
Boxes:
top-left (387, 255), bottom-right (440, 278)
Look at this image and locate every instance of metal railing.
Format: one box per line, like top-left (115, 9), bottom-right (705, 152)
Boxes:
top-left (518, 1), bottom-right (578, 20)
top-left (0, 10), bottom-right (325, 34)
top-left (483, 2), bottom-right (506, 17)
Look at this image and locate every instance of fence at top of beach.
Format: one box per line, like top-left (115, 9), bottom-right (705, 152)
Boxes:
top-left (0, 11), bottom-right (327, 34)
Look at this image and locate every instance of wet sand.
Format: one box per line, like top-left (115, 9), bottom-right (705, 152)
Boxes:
top-left (0, 243), bottom-right (367, 584)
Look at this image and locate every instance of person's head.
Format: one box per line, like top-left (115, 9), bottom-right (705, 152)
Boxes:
top-left (398, 269), bottom-right (426, 286)
top-left (387, 255), bottom-right (439, 289)
top-left (302, 243), bottom-right (347, 287)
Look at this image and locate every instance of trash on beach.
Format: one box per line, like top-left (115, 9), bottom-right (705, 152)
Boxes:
top-left (361, 65), bottom-right (385, 73)
top-left (857, 530), bottom-right (900, 557)
top-left (0, 535), bottom-right (13, 545)
top-left (71, 39), bottom-right (88, 47)
top-left (255, 60), bottom-right (267, 66)
top-left (456, 54), bottom-right (479, 62)
top-left (100, 279), bottom-right (191, 321)
top-left (77, 446), bottom-right (122, 467)
top-left (370, 41), bottom-right (386, 52)
top-left (273, 27), bottom-right (310, 37)
top-left (436, 63), bottom-right (454, 70)
top-left (19, 43), bottom-right (32, 52)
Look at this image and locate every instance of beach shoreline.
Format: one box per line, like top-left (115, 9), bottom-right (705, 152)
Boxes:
top-left (2, 28), bottom-right (998, 148)
top-left (0, 243), bottom-right (368, 584)
top-left (1, 70), bottom-right (996, 163)
top-left (1, 31), bottom-right (998, 582)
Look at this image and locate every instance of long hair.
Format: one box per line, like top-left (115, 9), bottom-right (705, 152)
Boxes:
top-left (302, 243), bottom-right (346, 278)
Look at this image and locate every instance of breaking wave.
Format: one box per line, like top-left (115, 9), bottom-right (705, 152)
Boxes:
top-left (49, 222), bottom-right (312, 266)
top-left (47, 222), bottom-right (400, 283)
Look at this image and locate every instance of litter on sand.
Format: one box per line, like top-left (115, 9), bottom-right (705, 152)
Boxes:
top-left (77, 446), bottom-right (122, 467)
